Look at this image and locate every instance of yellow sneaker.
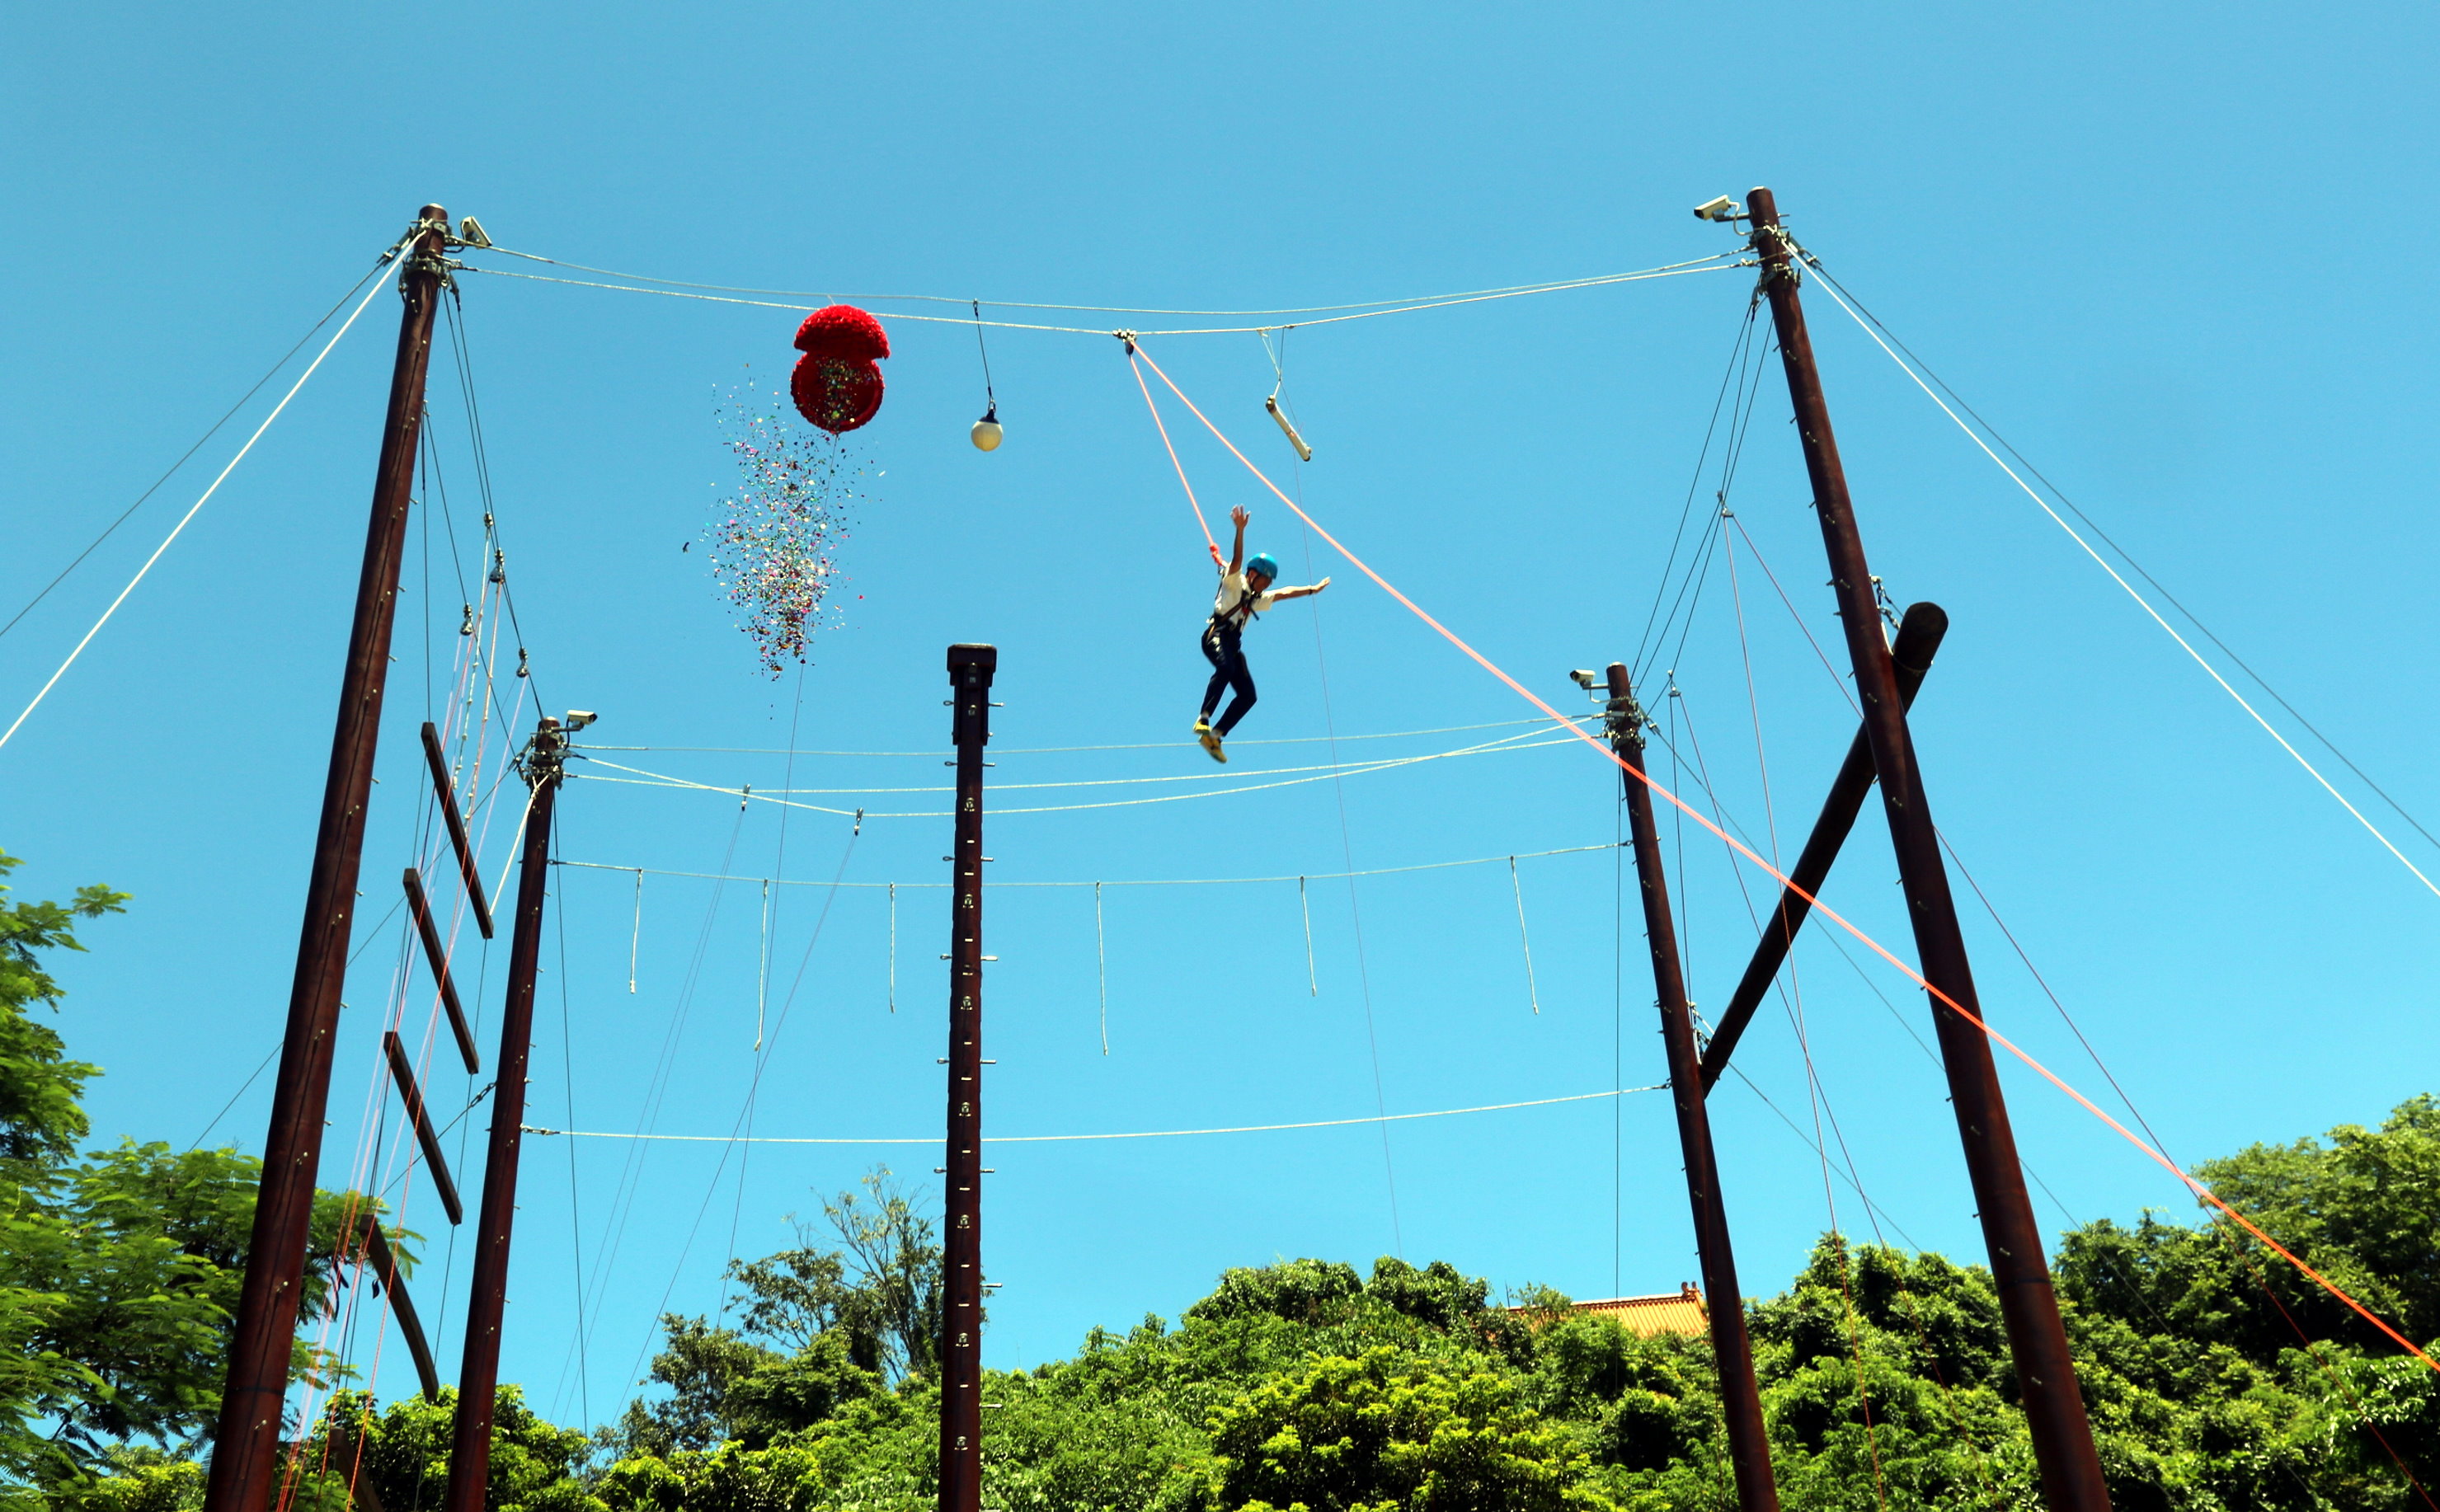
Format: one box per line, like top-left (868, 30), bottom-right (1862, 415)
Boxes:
top-left (1198, 726), bottom-right (1227, 763)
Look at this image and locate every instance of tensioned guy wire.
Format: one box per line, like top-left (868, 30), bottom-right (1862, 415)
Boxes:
top-left (2, 249), bottom-right (402, 644)
top-left (2, 261), bottom-right (398, 751)
top-left (1804, 269), bottom-right (2440, 904)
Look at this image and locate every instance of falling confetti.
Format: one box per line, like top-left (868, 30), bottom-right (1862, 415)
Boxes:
top-left (705, 382), bottom-right (869, 676)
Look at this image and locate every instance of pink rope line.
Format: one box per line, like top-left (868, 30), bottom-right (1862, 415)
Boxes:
top-left (1125, 338), bottom-right (2440, 1377)
top-left (1125, 346), bottom-right (1222, 566)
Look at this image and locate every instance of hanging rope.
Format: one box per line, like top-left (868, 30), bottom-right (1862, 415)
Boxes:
top-left (1507, 858), bottom-right (1540, 1016)
top-left (1094, 881), bottom-right (1109, 1055)
top-left (971, 299), bottom-right (999, 419)
top-left (1299, 876), bottom-right (1317, 997)
top-left (1126, 345), bottom-right (1221, 563)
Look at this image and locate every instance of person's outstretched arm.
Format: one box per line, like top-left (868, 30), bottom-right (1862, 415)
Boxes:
top-left (1225, 505), bottom-right (1248, 575)
top-left (1272, 576), bottom-right (1333, 602)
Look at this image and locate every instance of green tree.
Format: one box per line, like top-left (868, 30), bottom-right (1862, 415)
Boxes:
top-left (1207, 1345), bottom-right (1613, 1512)
top-left (0, 850), bottom-right (400, 1501)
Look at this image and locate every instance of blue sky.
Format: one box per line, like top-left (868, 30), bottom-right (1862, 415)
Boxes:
top-left (4, 0), bottom-right (2436, 1432)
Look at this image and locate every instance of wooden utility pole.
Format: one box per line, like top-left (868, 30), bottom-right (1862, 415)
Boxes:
top-left (203, 204), bottom-right (453, 1512)
top-left (1746, 185), bottom-right (2111, 1510)
top-left (443, 717), bottom-right (565, 1512)
top-left (1607, 664), bottom-right (1779, 1512)
top-left (939, 644), bottom-right (996, 1512)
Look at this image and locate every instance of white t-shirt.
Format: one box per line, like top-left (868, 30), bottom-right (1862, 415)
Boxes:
top-left (1211, 570), bottom-right (1279, 631)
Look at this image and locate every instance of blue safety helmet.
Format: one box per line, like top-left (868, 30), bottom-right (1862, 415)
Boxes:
top-left (1245, 552), bottom-right (1281, 582)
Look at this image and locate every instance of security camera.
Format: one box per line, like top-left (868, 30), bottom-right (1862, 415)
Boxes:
top-left (563, 710), bottom-right (599, 732)
top-left (1568, 669), bottom-right (1601, 691)
top-left (1692, 195), bottom-right (1738, 223)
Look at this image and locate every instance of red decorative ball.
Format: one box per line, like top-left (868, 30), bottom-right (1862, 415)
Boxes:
top-left (792, 303), bottom-right (891, 362)
top-left (788, 304), bottom-right (889, 433)
top-left (792, 354), bottom-right (885, 434)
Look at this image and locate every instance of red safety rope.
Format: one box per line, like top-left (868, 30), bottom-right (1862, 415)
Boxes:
top-left (1125, 345), bottom-right (1222, 566)
top-left (1126, 337), bottom-right (2440, 1378)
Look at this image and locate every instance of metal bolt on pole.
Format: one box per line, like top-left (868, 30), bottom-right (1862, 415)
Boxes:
top-left (443, 717), bottom-right (565, 1512)
top-left (939, 645), bottom-right (997, 1512)
top-left (203, 204), bottom-right (452, 1512)
top-left (1608, 664), bottom-right (1779, 1512)
top-left (1745, 185), bottom-right (2110, 1511)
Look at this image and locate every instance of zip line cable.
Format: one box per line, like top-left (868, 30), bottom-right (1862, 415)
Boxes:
top-left (458, 261), bottom-right (1741, 340)
top-left (0, 262), bottom-right (397, 752)
top-left (1803, 267), bottom-right (2440, 903)
top-left (466, 247), bottom-right (1746, 336)
top-left (1125, 336), bottom-right (2440, 1373)
top-left (1, 251), bottom-right (400, 644)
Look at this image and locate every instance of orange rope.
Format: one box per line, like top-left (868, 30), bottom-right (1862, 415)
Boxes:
top-left (1126, 338), bottom-right (2440, 1378)
top-left (1124, 346), bottom-right (1222, 566)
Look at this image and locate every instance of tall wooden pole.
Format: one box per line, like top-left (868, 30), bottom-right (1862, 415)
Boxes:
top-left (1746, 185), bottom-right (2110, 1510)
top-left (443, 718), bottom-right (564, 1512)
top-left (938, 644), bottom-right (996, 1512)
top-left (1608, 664), bottom-right (1780, 1512)
top-left (204, 204), bottom-right (452, 1512)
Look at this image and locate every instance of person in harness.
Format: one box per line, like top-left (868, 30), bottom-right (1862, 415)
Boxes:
top-left (1196, 505), bottom-right (1330, 762)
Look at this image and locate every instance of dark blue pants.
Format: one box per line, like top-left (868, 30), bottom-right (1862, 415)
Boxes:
top-left (1200, 620), bottom-right (1257, 735)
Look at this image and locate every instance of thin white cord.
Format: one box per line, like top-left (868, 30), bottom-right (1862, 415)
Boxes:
top-left (886, 881), bottom-right (896, 1013)
top-left (524, 1082), bottom-right (1670, 1147)
top-left (1, 265), bottom-right (397, 751)
top-left (1809, 275), bottom-right (2440, 903)
top-left (1509, 857), bottom-right (1540, 1016)
top-left (628, 869), bottom-right (642, 994)
top-left (1094, 881), bottom-right (1108, 1055)
top-left (1299, 876), bottom-right (1317, 997)
top-left (572, 729), bottom-right (1580, 819)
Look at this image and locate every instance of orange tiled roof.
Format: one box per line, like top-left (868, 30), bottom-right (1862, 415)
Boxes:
top-left (1518, 1283), bottom-right (1709, 1338)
